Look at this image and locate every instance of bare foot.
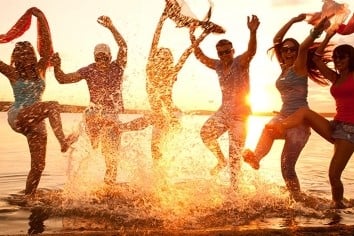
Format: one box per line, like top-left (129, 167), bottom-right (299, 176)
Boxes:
top-left (243, 149), bottom-right (260, 170)
top-left (331, 201), bottom-right (346, 209)
top-left (61, 133), bottom-right (79, 152)
top-left (210, 159), bottom-right (227, 176)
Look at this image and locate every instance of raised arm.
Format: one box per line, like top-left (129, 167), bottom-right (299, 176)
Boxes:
top-left (148, 7), bottom-right (169, 63)
top-left (293, 16), bottom-right (330, 76)
top-left (31, 7), bottom-right (53, 75)
top-left (174, 28), bottom-right (212, 73)
top-left (239, 15), bottom-right (260, 64)
top-left (189, 27), bottom-right (216, 69)
top-left (50, 53), bottom-right (82, 84)
top-left (273, 14), bottom-right (306, 62)
top-left (97, 16), bottom-right (127, 69)
top-left (312, 31), bottom-right (337, 83)
top-left (0, 60), bottom-right (16, 83)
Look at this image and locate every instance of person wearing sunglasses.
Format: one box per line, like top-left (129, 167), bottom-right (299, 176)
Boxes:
top-left (243, 15), bottom-right (331, 200)
top-left (51, 15), bottom-right (127, 185)
top-left (190, 15), bottom-right (260, 187)
top-left (267, 30), bottom-right (354, 209)
top-left (0, 7), bottom-right (77, 198)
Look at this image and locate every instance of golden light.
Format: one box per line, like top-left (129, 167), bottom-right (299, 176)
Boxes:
top-left (245, 116), bottom-right (267, 150)
top-left (249, 87), bottom-right (274, 113)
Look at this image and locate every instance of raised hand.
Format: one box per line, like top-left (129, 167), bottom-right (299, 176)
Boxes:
top-left (293, 13), bottom-right (307, 22)
top-left (50, 53), bottom-right (61, 67)
top-left (247, 15), bottom-right (260, 32)
top-left (97, 15), bottom-right (113, 28)
top-left (30, 7), bottom-right (43, 17)
top-left (315, 15), bottom-right (332, 32)
top-left (164, 0), bottom-right (182, 19)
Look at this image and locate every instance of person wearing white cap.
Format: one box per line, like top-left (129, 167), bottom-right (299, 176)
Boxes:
top-left (50, 15), bottom-right (128, 185)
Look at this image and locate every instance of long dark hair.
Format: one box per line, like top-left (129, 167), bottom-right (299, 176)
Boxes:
top-left (333, 44), bottom-right (354, 72)
top-left (307, 42), bottom-right (333, 86)
top-left (11, 41), bottom-right (37, 67)
top-left (267, 38), bottom-right (332, 86)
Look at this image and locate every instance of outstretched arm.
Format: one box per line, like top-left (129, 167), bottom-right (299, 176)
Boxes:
top-left (273, 14), bottom-right (306, 62)
top-left (175, 28), bottom-right (212, 73)
top-left (50, 53), bottom-right (82, 84)
top-left (189, 27), bottom-right (216, 69)
top-left (97, 16), bottom-right (127, 69)
top-left (312, 31), bottom-right (337, 83)
top-left (239, 15), bottom-right (260, 64)
top-left (148, 7), bottom-right (169, 62)
top-left (273, 14), bottom-right (306, 43)
top-left (294, 16), bottom-right (330, 76)
top-left (0, 60), bottom-right (16, 83)
top-left (31, 7), bottom-right (53, 76)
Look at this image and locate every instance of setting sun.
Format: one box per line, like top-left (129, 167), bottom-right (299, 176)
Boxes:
top-left (249, 86), bottom-right (278, 113)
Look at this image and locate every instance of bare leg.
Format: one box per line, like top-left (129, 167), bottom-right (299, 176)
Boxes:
top-left (85, 113), bottom-right (103, 149)
top-left (243, 116), bottom-right (284, 170)
top-left (200, 115), bottom-right (228, 175)
top-left (243, 128), bottom-right (277, 170)
top-left (229, 120), bottom-right (247, 187)
top-left (329, 140), bottom-right (354, 208)
top-left (119, 115), bottom-right (151, 132)
top-left (151, 120), bottom-right (167, 161)
top-left (17, 101), bottom-right (73, 152)
top-left (102, 124), bottom-right (121, 185)
top-left (270, 108), bottom-right (333, 143)
top-left (24, 122), bottom-right (47, 196)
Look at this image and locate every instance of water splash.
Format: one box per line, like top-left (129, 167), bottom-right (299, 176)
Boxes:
top-left (4, 115), bottom-right (347, 232)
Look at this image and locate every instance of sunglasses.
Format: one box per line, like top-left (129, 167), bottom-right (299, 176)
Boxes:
top-left (95, 55), bottom-right (110, 62)
top-left (217, 48), bottom-right (233, 56)
top-left (280, 46), bottom-right (297, 53)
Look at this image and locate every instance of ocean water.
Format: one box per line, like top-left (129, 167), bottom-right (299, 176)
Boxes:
top-left (1, 112), bottom-right (354, 235)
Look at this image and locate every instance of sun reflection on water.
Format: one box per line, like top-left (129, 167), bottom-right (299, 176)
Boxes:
top-left (8, 114), bottom-right (336, 232)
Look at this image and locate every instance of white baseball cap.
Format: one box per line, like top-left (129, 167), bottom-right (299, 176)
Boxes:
top-left (94, 43), bottom-right (111, 57)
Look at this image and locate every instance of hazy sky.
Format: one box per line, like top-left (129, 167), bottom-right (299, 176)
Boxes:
top-left (0, 0), bottom-right (353, 112)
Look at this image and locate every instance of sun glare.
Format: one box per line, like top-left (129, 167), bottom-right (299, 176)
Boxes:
top-left (249, 88), bottom-right (273, 113)
top-left (245, 115), bottom-right (272, 150)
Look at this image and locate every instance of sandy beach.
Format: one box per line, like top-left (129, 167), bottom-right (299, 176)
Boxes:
top-left (2, 226), bottom-right (354, 236)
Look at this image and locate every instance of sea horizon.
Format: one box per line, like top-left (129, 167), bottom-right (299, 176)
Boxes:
top-left (0, 101), bottom-right (335, 117)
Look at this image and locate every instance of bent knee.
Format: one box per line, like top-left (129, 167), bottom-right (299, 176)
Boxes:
top-left (200, 129), bottom-right (214, 142)
top-left (46, 101), bottom-right (60, 109)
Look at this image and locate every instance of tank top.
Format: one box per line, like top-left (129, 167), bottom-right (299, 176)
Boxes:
top-left (276, 67), bottom-right (308, 116)
top-left (330, 73), bottom-right (354, 124)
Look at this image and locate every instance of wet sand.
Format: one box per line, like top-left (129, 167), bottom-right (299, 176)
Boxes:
top-left (2, 226), bottom-right (354, 236)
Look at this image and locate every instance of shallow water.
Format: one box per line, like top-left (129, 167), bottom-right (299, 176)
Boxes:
top-left (1, 112), bottom-right (354, 235)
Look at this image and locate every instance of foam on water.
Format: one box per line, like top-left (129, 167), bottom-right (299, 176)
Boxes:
top-left (4, 118), bottom-right (345, 232)
top-left (3, 113), bottom-right (354, 234)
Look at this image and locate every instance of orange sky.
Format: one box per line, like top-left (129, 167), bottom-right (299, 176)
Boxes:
top-left (0, 0), bottom-right (353, 113)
